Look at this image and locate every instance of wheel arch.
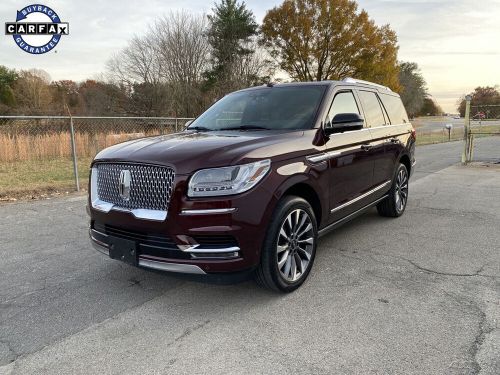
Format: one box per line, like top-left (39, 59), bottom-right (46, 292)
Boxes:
top-left (399, 153), bottom-right (412, 175)
top-left (280, 182), bottom-right (323, 228)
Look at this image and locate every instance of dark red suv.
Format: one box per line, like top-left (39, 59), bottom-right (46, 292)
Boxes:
top-left (89, 78), bottom-right (415, 292)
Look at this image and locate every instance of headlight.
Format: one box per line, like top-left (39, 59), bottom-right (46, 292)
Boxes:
top-left (188, 159), bottom-right (271, 197)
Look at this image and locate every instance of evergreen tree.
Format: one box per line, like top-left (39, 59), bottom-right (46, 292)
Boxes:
top-left (205, 0), bottom-right (259, 92)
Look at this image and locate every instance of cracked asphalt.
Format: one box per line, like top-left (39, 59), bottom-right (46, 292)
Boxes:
top-left (1, 138), bottom-right (499, 374)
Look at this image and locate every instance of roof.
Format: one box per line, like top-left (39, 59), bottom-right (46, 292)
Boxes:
top-left (235, 78), bottom-right (397, 96)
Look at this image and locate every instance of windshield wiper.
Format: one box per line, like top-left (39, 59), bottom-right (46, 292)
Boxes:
top-left (222, 125), bottom-right (270, 131)
top-left (186, 126), bottom-right (212, 132)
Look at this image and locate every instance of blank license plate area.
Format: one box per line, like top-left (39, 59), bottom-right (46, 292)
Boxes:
top-left (108, 236), bottom-right (138, 266)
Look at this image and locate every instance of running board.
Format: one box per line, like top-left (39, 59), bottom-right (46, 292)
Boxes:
top-left (318, 195), bottom-right (388, 238)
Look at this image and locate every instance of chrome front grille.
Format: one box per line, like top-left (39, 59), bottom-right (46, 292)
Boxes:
top-left (95, 163), bottom-right (175, 212)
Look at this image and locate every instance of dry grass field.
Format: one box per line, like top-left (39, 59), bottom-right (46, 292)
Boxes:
top-left (0, 131), bottom-right (159, 199)
top-left (0, 131), bottom-right (151, 162)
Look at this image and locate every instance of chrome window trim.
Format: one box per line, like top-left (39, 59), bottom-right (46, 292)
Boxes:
top-left (180, 208), bottom-right (237, 215)
top-left (307, 123), bottom-right (411, 164)
top-left (330, 180), bottom-right (391, 213)
top-left (90, 167), bottom-right (168, 221)
top-left (138, 258), bottom-right (207, 275)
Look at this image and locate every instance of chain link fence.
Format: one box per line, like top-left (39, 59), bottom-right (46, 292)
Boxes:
top-left (470, 104), bottom-right (500, 120)
top-left (1, 113), bottom-right (499, 199)
top-left (412, 113), bottom-right (500, 150)
top-left (0, 116), bottom-right (192, 199)
top-left (414, 125), bottom-right (464, 144)
top-left (463, 105), bottom-right (500, 163)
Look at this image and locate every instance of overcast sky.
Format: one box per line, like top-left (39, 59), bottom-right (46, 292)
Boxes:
top-left (1, 0), bottom-right (499, 112)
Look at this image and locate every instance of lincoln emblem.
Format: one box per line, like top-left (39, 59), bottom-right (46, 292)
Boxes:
top-left (118, 170), bottom-right (131, 201)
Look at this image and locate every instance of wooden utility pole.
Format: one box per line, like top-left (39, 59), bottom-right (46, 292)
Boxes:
top-left (461, 95), bottom-right (472, 164)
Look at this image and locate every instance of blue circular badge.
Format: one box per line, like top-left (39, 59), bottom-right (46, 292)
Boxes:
top-left (9, 4), bottom-right (68, 54)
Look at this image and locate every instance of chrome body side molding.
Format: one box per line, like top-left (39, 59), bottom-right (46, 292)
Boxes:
top-left (319, 195), bottom-right (389, 237)
top-left (306, 151), bottom-right (342, 164)
top-left (330, 180), bottom-right (391, 213)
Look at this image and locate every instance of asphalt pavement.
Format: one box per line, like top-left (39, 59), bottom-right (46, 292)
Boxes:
top-left (0, 137), bottom-right (499, 374)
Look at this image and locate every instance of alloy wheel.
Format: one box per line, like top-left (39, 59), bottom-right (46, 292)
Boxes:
top-left (276, 209), bottom-right (315, 282)
top-left (395, 168), bottom-right (409, 213)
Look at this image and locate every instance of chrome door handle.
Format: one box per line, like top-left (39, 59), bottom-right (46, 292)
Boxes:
top-left (360, 144), bottom-right (373, 151)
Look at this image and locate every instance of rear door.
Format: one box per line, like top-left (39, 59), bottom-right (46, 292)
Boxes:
top-left (325, 88), bottom-right (375, 222)
top-left (374, 93), bottom-right (412, 184)
top-left (356, 90), bottom-right (391, 186)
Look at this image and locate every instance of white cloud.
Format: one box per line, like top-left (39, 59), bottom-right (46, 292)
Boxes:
top-left (356, 0), bottom-right (500, 111)
top-left (1, 0), bottom-right (499, 112)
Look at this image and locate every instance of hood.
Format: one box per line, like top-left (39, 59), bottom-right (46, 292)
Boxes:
top-left (93, 130), bottom-right (318, 174)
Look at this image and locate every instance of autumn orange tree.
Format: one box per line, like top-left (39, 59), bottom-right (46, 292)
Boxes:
top-left (261, 0), bottom-right (400, 89)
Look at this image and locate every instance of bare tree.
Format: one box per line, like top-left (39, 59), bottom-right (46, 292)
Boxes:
top-left (152, 12), bottom-right (210, 84)
top-left (151, 12), bottom-right (210, 116)
top-left (107, 35), bottom-right (162, 86)
top-left (106, 12), bottom-right (209, 116)
top-left (233, 40), bottom-right (274, 89)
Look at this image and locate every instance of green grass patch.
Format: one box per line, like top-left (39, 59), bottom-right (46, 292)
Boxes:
top-left (0, 157), bottom-right (92, 199)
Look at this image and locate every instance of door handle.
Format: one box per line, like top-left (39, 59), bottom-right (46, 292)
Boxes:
top-left (389, 138), bottom-right (399, 143)
top-left (360, 144), bottom-right (373, 151)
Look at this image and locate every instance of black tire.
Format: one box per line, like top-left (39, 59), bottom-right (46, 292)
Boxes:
top-left (377, 163), bottom-right (409, 218)
top-left (255, 196), bottom-right (318, 293)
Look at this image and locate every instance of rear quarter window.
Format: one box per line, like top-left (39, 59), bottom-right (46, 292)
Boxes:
top-left (357, 90), bottom-right (387, 127)
top-left (380, 94), bottom-right (410, 124)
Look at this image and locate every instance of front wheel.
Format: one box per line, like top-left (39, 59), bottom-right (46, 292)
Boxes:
top-left (377, 163), bottom-right (409, 217)
top-left (255, 196), bottom-right (318, 293)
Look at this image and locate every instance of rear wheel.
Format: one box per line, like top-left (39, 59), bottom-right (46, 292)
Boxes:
top-left (377, 163), bottom-right (409, 217)
top-left (255, 196), bottom-right (317, 292)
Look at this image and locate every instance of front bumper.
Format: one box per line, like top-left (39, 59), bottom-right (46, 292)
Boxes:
top-left (89, 221), bottom-right (246, 275)
top-left (90, 232), bottom-right (208, 275)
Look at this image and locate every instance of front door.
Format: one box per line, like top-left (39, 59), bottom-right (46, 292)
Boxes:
top-left (325, 89), bottom-right (376, 223)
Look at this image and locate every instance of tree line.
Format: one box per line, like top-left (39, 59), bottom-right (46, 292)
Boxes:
top-left (0, 0), bottom-right (488, 119)
top-left (457, 86), bottom-right (500, 118)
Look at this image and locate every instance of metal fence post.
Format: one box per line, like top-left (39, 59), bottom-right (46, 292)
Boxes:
top-left (69, 116), bottom-right (80, 191)
top-left (175, 118), bottom-right (178, 133)
top-left (462, 95), bottom-right (472, 164)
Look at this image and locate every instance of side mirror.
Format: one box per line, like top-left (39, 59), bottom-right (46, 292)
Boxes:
top-left (184, 120), bottom-right (194, 128)
top-left (325, 113), bottom-right (364, 135)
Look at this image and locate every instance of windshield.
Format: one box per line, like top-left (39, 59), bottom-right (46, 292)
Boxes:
top-left (188, 85), bottom-right (327, 131)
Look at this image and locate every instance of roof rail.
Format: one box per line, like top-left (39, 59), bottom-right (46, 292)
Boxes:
top-left (342, 77), bottom-right (392, 92)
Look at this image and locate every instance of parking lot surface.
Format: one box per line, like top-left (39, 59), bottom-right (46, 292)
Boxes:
top-left (1, 138), bottom-right (499, 374)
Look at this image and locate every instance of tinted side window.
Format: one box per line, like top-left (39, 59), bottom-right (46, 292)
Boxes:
top-left (327, 91), bottom-right (360, 120)
top-left (358, 90), bottom-right (387, 127)
top-left (380, 94), bottom-right (410, 124)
